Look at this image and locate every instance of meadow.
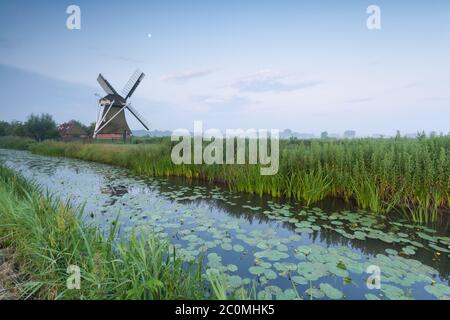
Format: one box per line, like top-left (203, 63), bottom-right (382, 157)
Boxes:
top-left (1, 135), bottom-right (449, 222)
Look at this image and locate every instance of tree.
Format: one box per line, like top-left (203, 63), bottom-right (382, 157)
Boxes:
top-left (24, 114), bottom-right (59, 141)
top-left (320, 131), bottom-right (329, 139)
top-left (9, 121), bottom-right (27, 137)
top-left (83, 122), bottom-right (96, 138)
top-left (0, 121), bottom-right (10, 136)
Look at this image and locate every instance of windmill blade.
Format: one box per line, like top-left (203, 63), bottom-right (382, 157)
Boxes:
top-left (97, 74), bottom-right (118, 95)
top-left (122, 69), bottom-right (146, 100)
top-left (94, 100), bottom-right (115, 137)
top-left (95, 103), bottom-right (128, 135)
top-left (127, 104), bottom-right (150, 131)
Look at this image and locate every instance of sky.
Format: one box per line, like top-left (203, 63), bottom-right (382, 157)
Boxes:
top-left (0, 0), bottom-right (449, 136)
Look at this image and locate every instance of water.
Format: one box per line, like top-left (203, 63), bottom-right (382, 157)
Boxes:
top-left (1, 149), bottom-right (449, 300)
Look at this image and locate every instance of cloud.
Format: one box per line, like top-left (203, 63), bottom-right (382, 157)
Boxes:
top-left (344, 98), bottom-right (374, 104)
top-left (231, 70), bottom-right (321, 93)
top-left (422, 96), bottom-right (450, 101)
top-left (402, 83), bottom-right (419, 89)
top-left (0, 64), bottom-right (96, 124)
top-left (160, 69), bottom-right (215, 83)
top-left (98, 53), bottom-right (144, 64)
top-left (191, 94), bottom-right (254, 113)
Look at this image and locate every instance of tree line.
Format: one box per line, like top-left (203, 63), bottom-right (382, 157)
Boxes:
top-left (0, 114), bottom-right (95, 141)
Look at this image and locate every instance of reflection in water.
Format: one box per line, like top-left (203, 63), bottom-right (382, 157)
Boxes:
top-left (0, 149), bottom-right (449, 300)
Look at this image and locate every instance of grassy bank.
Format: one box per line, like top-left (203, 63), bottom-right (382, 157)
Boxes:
top-left (1, 135), bottom-right (449, 221)
top-left (0, 164), bottom-right (211, 299)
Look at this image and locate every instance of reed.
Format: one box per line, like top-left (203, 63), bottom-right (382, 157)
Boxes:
top-left (0, 136), bottom-right (35, 150)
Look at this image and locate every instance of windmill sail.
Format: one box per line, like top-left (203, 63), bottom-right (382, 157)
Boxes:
top-left (127, 104), bottom-right (150, 130)
top-left (97, 74), bottom-right (118, 95)
top-left (122, 69), bottom-right (145, 99)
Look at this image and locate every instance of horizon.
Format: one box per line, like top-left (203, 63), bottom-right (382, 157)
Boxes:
top-left (1, 0), bottom-right (449, 136)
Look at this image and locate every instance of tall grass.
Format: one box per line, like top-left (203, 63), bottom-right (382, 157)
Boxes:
top-left (0, 136), bottom-right (35, 150)
top-left (0, 165), bottom-right (210, 299)
top-left (2, 135), bottom-right (449, 220)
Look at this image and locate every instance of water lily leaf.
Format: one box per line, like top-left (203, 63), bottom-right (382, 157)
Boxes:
top-left (276, 244), bottom-right (289, 252)
top-left (291, 275), bottom-right (308, 285)
top-left (207, 252), bottom-right (221, 263)
top-left (264, 269), bottom-right (278, 280)
top-left (382, 284), bottom-right (409, 300)
top-left (385, 248), bottom-right (398, 255)
top-left (249, 266), bottom-right (266, 275)
top-left (227, 264), bottom-right (238, 272)
top-left (264, 285), bottom-right (282, 295)
top-left (365, 293), bottom-right (381, 300)
top-left (227, 275), bottom-right (242, 288)
top-left (319, 283), bottom-right (344, 299)
top-left (428, 243), bottom-right (450, 253)
top-left (401, 246), bottom-right (416, 255)
top-left (295, 227), bottom-right (314, 234)
top-left (221, 243), bottom-right (232, 251)
top-left (255, 249), bottom-right (289, 262)
top-left (305, 287), bottom-right (325, 299)
top-left (417, 232), bottom-right (436, 242)
top-left (276, 289), bottom-right (298, 300)
top-left (297, 262), bottom-right (327, 281)
top-left (424, 284), bottom-right (450, 298)
top-left (326, 262), bottom-right (349, 278)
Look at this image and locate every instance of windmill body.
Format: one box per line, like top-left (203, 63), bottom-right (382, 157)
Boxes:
top-left (94, 70), bottom-right (150, 140)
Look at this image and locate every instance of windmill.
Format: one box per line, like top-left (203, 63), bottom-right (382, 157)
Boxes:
top-left (94, 69), bottom-right (150, 139)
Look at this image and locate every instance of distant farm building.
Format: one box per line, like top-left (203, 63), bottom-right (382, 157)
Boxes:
top-left (58, 121), bottom-right (88, 141)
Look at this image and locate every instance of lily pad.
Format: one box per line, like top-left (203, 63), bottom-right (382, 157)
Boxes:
top-left (424, 284), bottom-right (450, 298)
top-left (319, 283), bottom-right (344, 299)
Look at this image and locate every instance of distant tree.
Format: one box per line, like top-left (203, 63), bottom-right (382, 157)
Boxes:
top-left (0, 121), bottom-right (10, 136)
top-left (58, 120), bottom-right (88, 140)
top-left (84, 122), bottom-right (96, 137)
top-left (9, 121), bottom-right (27, 137)
top-left (416, 131), bottom-right (426, 141)
top-left (320, 131), bottom-right (329, 139)
top-left (343, 130), bottom-right (356, 139)
top-left (24, 114), bottom-right (59, 141)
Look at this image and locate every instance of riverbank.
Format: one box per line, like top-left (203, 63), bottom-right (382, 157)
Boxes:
top-left (0, 248), bottom-right (19, 300)
top-left (1, 135), bottom-right (449, 222)
top-left (0, 164), bottom-right (213, 299)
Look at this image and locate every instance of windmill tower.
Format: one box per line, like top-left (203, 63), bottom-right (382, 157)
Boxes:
top-left (94, 69), bottom-right (150, 140)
